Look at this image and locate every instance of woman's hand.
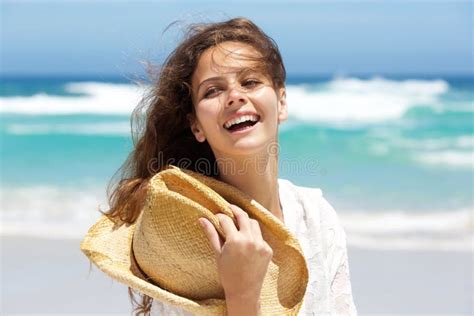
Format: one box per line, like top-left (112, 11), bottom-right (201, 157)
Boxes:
top-left (198, 204), bottom-right (273, 315)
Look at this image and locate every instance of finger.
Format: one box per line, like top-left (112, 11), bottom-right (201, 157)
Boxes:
top-left (229, 204), bottom-right (252, 235)
top-left (249, 219), bottom-right (264, 242)
top-left (198, 218), bottom-right (223, 255)
top-left (216, 213), bottom-right (238, 237)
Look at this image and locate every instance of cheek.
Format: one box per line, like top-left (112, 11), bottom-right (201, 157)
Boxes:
top-left (196, 101), bottom-right (221, 126)
top-left (250, 89), bottom-right (279, 113)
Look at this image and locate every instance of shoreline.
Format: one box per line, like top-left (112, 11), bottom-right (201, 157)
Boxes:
top-left (1, 236), bottom-right (472, 315)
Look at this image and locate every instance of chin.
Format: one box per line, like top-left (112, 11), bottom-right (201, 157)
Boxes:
top-left (228, 138), bottom-right (276, 156)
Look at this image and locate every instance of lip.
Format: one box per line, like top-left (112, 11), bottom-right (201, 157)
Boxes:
top-left (222, 111), bottom-right (260, 129)
top-left (225, 120), bottom-right (260, 135)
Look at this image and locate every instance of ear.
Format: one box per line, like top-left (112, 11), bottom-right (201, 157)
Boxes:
top-left (187, 113), bottom-right (206, 142)
top-left (277, 87), bottom-right (288, 123)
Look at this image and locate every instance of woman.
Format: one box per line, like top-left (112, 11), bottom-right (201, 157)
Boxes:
top-left (107, 18), bottom-right (357, 315)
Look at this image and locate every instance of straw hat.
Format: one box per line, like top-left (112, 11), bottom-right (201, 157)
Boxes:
top-left (80, 165), bottom-right (308, 315)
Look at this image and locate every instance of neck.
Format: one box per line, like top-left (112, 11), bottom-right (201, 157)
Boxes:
top-left (214, 146), bottom-right (284, 223)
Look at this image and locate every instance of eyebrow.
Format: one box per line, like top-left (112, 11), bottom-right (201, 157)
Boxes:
top-left (196, 76), bottom-right (224, 93)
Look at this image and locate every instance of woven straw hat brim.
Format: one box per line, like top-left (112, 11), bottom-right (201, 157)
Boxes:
top-left (81, 215), bottom-right (225, 315)
top-left (81, 165), bottom-right (308, 315)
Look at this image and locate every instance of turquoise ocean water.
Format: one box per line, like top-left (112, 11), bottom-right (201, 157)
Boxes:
top-left (1, 75), bottom-right (472, 251)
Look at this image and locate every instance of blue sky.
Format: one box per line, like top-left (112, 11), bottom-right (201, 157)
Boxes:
top-left (1, 0), bottom-right (472, 76)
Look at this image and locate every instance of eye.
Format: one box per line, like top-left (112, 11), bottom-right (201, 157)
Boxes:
top-left (242, 79), bottom-right (261, 88)
top-left (203, 86), bottom-right (222, 98)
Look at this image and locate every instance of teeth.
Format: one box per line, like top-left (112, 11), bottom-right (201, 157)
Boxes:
top-left (224, 114), bottom-right (259, 129)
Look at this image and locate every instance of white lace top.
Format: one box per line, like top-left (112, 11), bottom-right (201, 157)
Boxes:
top-left (151, 179), bottom-right (358, 315)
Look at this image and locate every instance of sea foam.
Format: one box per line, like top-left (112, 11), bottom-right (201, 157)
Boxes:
top-left (5, 122), bottom-right (131, 136)
top-left (1, 184), bottom-right (472, 251)
top-left (1, 185), bottom-right (107, 239)
top-left (0, 82), bottom-right (144, 115)
top-left (414, 150), bottom-right (474, 168)
top-left (286, 76), bottom-right (449, 124)
top-left (340, 209), bottom-right (473, 251)
top-left (1, 77), bottom-right (450, 125)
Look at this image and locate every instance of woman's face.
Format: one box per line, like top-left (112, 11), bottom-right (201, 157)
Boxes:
top-left (190, 41), bottom-right (287, 158)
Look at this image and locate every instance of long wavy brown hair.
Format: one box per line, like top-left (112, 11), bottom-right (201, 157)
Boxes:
top-left (105, 17), bottom-right (286, 315)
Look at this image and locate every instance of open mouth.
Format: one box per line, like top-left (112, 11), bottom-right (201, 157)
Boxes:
top-left (223, 114), bottom-right (261, 133)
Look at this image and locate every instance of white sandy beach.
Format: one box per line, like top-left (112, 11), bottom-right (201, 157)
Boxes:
top-left (1, 236), bottom-right (472, 315)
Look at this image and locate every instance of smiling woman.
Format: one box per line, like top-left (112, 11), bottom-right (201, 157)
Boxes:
top-left (82, 17), bottom-right (357, 315)
top-left (189, 41), bottom-right (287, 158)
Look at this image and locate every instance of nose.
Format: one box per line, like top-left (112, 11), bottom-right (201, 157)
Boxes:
top-left (226, 85), bottom-right (246, 108)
